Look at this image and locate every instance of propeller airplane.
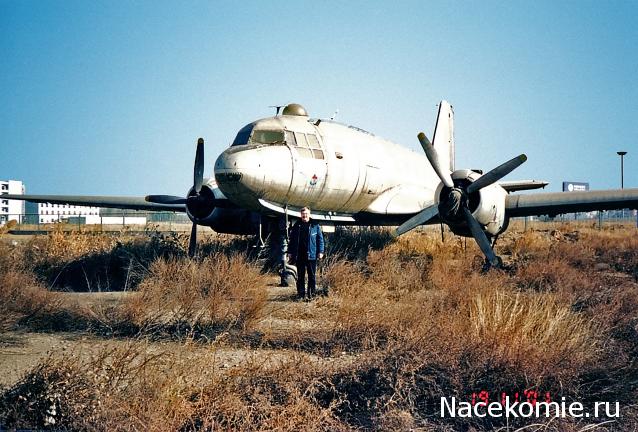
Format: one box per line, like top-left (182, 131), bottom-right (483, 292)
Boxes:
top-left (6, 101), bottom-right (638, 275)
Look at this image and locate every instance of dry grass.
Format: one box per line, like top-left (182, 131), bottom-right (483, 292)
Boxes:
top-left (0, 241), bottom-right (65, 331)
top-left (1, 224), bottom-right (638, 430)
top-left (0, 341), bottom-right (346, 431)
top-left (0, 269), bottom-right (63, 331)
top-left (121, 254), bottom-right (268, 336)
top-left (469, 287), bottom-right (597, 373)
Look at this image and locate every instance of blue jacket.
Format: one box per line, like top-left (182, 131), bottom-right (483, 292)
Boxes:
top-left (288, 220), bottom-right (324, 261)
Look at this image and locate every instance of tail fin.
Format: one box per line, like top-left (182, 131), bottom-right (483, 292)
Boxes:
top-left (432, 100), bottom-right (455, 172)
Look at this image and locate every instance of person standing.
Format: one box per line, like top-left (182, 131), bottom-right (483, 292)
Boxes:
top-left (287, 207), bottom-right (324, 300)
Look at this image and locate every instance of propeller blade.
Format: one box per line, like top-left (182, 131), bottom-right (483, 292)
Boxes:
top-left (145, 195), bottom-right (187, 205)
top-left (466, 154), bottom-right (527, 194)
top-left (462, 207), bottom-right (500, 267)
top-left (395, 204), bottom-right (440, 236)
top-left (418, 132), bottom-right (454, 188)
top-left (188, 222), bottom-right (198, 257)
top-left (194, 138), bottom-right (205, 193)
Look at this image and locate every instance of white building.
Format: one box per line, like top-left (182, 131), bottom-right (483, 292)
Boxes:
top-left (97, 207), bottom-right (147, 225)
top-left (0, 180), bottom-right (25, 225)
top-left (26, 202), bottom-right (102, 224)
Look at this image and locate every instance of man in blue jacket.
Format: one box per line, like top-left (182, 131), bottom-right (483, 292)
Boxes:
top-left (287, 207), bottom-right (324, 300)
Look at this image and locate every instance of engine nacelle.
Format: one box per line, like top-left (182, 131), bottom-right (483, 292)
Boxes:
top-left (185, 178), bottom-right (256, 235)
top-left (435, 169), bottom-right (509, 238)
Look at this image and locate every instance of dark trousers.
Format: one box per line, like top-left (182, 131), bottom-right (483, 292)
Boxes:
top-left (296, 257), bottom-right (317, 298)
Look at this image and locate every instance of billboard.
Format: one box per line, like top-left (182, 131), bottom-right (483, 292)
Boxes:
top-left (562, 181), bottom-right (589, 192)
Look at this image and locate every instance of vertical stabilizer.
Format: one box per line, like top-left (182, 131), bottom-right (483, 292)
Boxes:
top-left (432, 100), bottom-right (455, 172)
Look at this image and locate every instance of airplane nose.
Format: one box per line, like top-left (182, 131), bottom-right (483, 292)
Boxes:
top-left (214, 148), bottom-right (265, 197)
top-left (215, 145), bottom-right (294, 209)
top-left (215, 147), bottom-right (263, 171)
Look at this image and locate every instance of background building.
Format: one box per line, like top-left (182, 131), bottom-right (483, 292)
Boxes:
top-left (98, 207), bottom-right (147, 225)
top-left (0, 180), bottom-right (25, 225)
top-left (24, 201), bottom-right (101, 224)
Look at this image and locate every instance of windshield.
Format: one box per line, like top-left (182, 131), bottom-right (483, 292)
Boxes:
top-left (232, 123), bottom-right (255, 146)
top-left (251, 130), bottom-right (285, 144)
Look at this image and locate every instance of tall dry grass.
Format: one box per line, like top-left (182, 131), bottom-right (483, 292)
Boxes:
top-left (121, 254), bottom-right (268, 337)
top-left (0, 341), bottom-right (346, 431)
top-left (2, 224), bottom-right (638, 430)
top-left (1, 231), bottom-right (268, 337)
top-left (0, 241), bottom-right (64, 330)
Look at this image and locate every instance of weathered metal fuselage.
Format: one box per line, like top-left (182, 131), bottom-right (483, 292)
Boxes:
top-left (214, 112), bottom-right (439, 219)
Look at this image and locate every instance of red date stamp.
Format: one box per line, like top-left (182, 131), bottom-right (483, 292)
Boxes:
top-left (471, 390), bottom-right (552, 406)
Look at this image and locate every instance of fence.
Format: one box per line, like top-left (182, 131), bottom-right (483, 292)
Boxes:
top-left (0, 212), bottom-right (193, 233)
top-left (1, 211), bottom-right (637, 235)
top-left (518, 210), bottom-right (638, 230)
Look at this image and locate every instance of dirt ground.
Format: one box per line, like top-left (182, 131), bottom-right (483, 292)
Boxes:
top-left (0, 275), bottom-right (355, 389)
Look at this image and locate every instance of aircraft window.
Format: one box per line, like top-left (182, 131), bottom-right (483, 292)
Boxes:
top-left (312, 149), bottom-right (324, 159)
top-left (232, 123), bottom-right (255, 146)
top-left (251, 130), bottom-right (285, 144)
top-left (307, 134), bottom-right (320, 149)
top-left (284, 131), bottom-right (296, 146)
top-left (296, 148), bottom-right (313, 159)
top-left (294, 132), bottom-right (308, 148)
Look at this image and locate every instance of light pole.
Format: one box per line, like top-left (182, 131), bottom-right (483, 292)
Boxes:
top-left (617, 151), bottom-right (627, 189)
top-left (617, 151), bottom-right (627, 221)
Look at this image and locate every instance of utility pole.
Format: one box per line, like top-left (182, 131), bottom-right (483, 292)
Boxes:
top-left (617, 151), bottom-right (627, 221)
top-left (617, 151), bottom-right (627, 189)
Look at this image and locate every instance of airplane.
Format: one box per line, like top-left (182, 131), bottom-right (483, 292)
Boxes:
top-left (5, 101), bottom-right (638, 277)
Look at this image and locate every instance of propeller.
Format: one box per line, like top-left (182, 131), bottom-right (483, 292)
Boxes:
top-left (466, 154), bottom-right (527, 194)
top-left (145, 138), bottom-right (206, 258)
top-left (418, 133), bottom-right (454, 188)
top-left (189, 221), bottom-right (198, 258)
top-left (193, 137), bottom-right (204, 193)
top-left (187, 138), bottom-right (205, 257)
top-left (396, 132), bottom-right (526, 268)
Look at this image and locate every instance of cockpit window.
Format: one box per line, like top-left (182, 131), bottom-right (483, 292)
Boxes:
top-left (294, 132), bottom-right (308, 147)
top-left (307, 134), bottom-right (320, 148)
top-left (232, 123), bottom-right (254, 146)
top-left (291, 132), bottom-right (325, 160)
top-left (284, 131), bottom-right (296, 146)
top-left (251, 130), bottom-right (285, 144)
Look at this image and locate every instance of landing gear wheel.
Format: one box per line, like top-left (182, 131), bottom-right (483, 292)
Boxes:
top-left (280, 263), bottom-right (297, 287)
top-left (281, 271), bottom-right (296, 287)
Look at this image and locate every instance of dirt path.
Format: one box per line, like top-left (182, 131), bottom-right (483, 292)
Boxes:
top-left (0, 275), bottom-right (349, 389)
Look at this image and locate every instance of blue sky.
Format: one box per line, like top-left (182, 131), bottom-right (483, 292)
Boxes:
top-left (1, 0), bottom-right (636, 196)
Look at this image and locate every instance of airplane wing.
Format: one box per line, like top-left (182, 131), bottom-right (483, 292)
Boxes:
top-left (2, 194), bottom-right (185, 212)
top-left (506, 188), bottom-right (638, 217)
top-left (499, 180), bottom-right (549, 192)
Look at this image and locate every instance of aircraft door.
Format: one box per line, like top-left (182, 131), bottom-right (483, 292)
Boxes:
top-left (287, 131), bottom-right (328, 208)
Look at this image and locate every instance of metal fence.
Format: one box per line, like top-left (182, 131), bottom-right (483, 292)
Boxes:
top-left (513, 212), bottom-right (638, 231)
top-left (1, 211), bottom-right (637, 234)
top-left (0, 212), bottom-right (193, 232)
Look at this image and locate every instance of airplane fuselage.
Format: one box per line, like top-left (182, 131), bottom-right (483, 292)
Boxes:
top-left (7, 99), bottom-right (636, 266)
top-left (214, 109), bottom-right (440, 218)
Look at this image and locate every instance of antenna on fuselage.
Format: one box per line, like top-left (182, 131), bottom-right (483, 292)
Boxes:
top-left (269, 105), bottom-right (285, 116)
top-left (330, 109), bottom-right (339, 121)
